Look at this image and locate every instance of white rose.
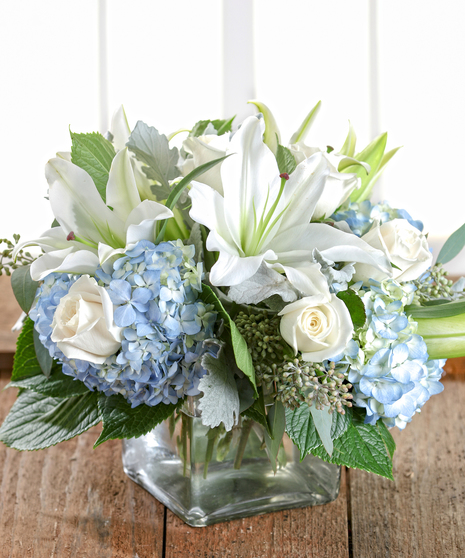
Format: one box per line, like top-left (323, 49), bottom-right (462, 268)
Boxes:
top-left (51, 275), bottom-right (123, 364)
top-left (278, 294), bottom-right (354, 362)
top-left (181, 134), bottom-right (230, 195)
top-left (354, 219), bottom-right (433, 283)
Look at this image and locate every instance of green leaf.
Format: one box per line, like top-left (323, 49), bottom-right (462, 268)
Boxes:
top-left (198, 284), bottom-right (257, 396)
top-left (33, 329), bottom-right (53, 378)
top-left (154, 154), bottom-right (230, 243)
top-left (347, 133), bottom-right (388, 203)
top-left (405, 299), bottom-right (465, 319)
top-left (70, 131), bottom-right (116, 203)
top-left (377, 420), bottom-right (396, 459)
top-left (198, 345), bottom-right (240, 431)
top-left (95, 393), bottom-right (179, 448)
top-left (9, 364), bottom-right (90, 398)
top-left (311, 410), bottom-right (394, 480)
top-left (264, 400), bottom-right (286, 472)
top-left (276, 144), bottom-right (297, 175)
top-left (337, 289), bottom-right (366, 329)
top-left (436, 222), bottom-right (465, 265)
top-left (289, 100), bottom-right (321, 144)
top-left (0, 390), bottom-right (101, 451)
top-left (339, 121), bottom-right (357, 157)
top-left (190, 117), bottom-right (235, 137)
top-left (285, 404), bottom-right (351, 459)
top-left (12, 318), bottom-right (42, 381)
top-left (11, 265), bottom-right (38, 313)
top-left (126, 121), bottom-right (179, 190)
top-left (241, 390), bottom-right (271, 435)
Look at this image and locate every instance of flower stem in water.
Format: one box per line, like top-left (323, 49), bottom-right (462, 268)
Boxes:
top-left (234, 419), bottom-right (253, 470)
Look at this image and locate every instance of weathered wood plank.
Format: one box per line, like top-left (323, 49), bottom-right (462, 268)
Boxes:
top-left (349, 378), bottom-right (465, 558)
top-left (0, 378), bottom-right (165, 557)
top-left (164, 468), bottom-right (349, 558)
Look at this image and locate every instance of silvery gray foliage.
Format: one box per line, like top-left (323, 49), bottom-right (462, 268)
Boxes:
top-left (228, 264), bottom-right (298, 305)
top-left (451, 276), bottom-right (465, 298)
top-left (198, 344), bottom-right (240, 431)
top-left (186, 223), bottom-right (203, 264)
top-left (312, 248), bottom-right (355, 293)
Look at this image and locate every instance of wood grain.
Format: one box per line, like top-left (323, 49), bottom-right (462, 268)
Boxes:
top-left (164, 469), bottom-right (349, 558)
top-left (349, 378), bottom-right (465, 558)
top-left (0, 378), bottom-right (165, 557)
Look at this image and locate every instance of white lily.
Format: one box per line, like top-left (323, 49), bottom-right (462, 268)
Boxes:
top-left (109, 105), bottom-right (154, 201)
top-left (15, 148), bottom-right (172, 280)
top-left (188, 116), bottom-right (391, 296)
top-left (181, 133), bottom-right (231, 195)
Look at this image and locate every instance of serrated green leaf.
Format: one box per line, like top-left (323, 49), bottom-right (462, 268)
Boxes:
top-left (0, 390), bottom-right (100, 451)
top-left (285, 404), bottom-right (351, 459)
top-left (190, 116), bottom-right (235, 137)
top-left (337, 289), bottom-right (366, 329)
top-left (198, 284), bottom-right (257, 396)
top-left (377, 420), bottom-right (396, 459)
top-left (436, 222), bottom-right (465, 265)
top-left (264, 400), bottom-right (286, 472)
top-left (126, 121), bottom-right (179, 190)
top-left (70, 131), bottom-right (116, 203)
top-left (289, 100), bottom-right (321, 144)
top-left (12, 318), bottom-right (42, 381)
top-left (154, 154), bottom-right (230, 244)
top-left (33, 329), bottom-right (52, 378)
top-left (11, 265), bottom-right (38, 313)
top-left (9, 363), bottom-right (90, 398)
top-left (94, 393), bottom-right (179, 448)
top-left (276, 144), bottom-right (297, 175)
top-left (311, 411), bottom-right (394, 480)
top-left (347, 133), bottom-right (388, 203)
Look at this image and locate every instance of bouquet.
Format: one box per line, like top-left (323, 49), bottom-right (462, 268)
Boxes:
top-left (2, 100), bottom-right (465, 484)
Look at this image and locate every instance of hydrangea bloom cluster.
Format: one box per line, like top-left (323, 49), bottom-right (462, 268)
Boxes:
top-left (343, 279), bottom-right (444, 429)
top-left (30, 240), bottom-right (217, 408)
top-left (333, 200), bottom-right (423, 237)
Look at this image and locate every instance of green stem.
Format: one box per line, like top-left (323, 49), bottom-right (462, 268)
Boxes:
top-left (181, 413), bottom-right (190, 477)
top-left (234, 419), bottom-right (253, 470)
top-left (203, 429), bottom-right (220, 479)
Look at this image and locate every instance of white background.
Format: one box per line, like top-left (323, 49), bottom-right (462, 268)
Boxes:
top-left (1, 0), bottom-right (464, 272)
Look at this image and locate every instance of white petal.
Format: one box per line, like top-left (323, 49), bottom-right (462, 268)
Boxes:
top-left (123, 200), bottom-right (173, 244)
top-left (110, 105), bottom-right (131, 151)
top-left (312, 173), bottom-right (361, 221)
top-left (273, 223), bottom-right (392, 275)
top-left (189, 182), bottom-right (237, 250)
top-left (98, 243), bottom-right (127, 274)
top-left (271, 262), bottom-right (330, 297)
top-left (46, 158), bottom-right (126, 247)
top-left (221, 116), bottom-right (280, 253)
top-left (30, 248), bottom-right (100, 281)
top-left (210, 249), bottom-right (277, 287)
top-left (277, 153), bottom-right (331, 234)
top-left (106, 148), bottom-right (141, 222)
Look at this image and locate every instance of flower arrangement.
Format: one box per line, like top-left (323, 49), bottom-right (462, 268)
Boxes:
top-left (2, 100), bottom-right (465, 487)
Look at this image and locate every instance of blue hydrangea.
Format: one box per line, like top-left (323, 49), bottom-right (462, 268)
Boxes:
top-left (333, 200), bottom-right (424, 237)
top-left (343, 279), bottom-right (444, 429)
top-left (30, 240), bottom-right (218, 408)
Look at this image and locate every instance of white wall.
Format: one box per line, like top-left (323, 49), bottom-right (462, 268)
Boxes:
top-left (1, 0), bottom-right (464, 273)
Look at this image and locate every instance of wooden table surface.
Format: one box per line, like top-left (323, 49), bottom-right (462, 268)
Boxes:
top-left (0, 274), bottom-right (464, 558)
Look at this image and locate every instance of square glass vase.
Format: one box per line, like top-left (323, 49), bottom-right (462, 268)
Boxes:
top-left (122, 397), bottom-right (340, 527)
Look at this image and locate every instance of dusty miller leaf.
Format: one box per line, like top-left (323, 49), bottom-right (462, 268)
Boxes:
top-left (198, 346), bottom-right (240, 431)
top-left (228, 264), bottom-right (298, 305)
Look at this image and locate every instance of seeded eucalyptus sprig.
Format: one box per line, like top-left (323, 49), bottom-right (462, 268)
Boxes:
top-left (412, 263), bottom-right (456, 304)
top-left (235, 311), bottom-right (353, 414)
top-left (0, 235), bottom-right (36, 276)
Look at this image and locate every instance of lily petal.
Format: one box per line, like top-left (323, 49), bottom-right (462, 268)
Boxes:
top-left (46, 158), bottom-right (126, 248)
top-left (30, 248), bottom-right (100, 281)
top-left (106, 148), bottom-right (141, 222)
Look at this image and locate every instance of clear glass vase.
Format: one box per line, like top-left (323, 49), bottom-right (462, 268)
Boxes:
top-left (122, 397), bottom-right (341, 527)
